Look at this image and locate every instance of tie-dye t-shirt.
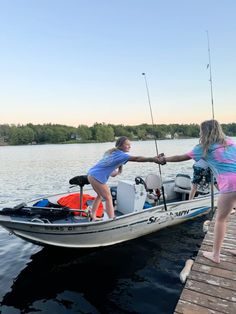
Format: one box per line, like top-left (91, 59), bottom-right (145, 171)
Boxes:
top-left (187, 138), bottom-right (236, 193)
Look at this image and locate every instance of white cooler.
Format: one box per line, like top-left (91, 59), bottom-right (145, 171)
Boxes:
top-left (116, 180), bottom-right (147, 214)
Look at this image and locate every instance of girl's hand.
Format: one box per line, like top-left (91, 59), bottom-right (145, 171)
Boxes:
top-left (157, 153), bottom-right (166, 165)
top-left (111, 169), bottom-right (119, 177)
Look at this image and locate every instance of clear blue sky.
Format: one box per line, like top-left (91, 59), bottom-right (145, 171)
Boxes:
top-left (1, 0), bottom-right (235, 126)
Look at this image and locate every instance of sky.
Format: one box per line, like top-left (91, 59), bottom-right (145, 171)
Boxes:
top-left (0, 0), bottom-right (236, 127)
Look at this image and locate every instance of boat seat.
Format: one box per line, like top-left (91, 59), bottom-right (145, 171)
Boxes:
top-left (69, 175), bottom-right (89, 187)
top-left (174, 174), bottom-right (191, 201)
top-left (69, 175), bottom-right (90, 209)
top-left (145, 174), bottom-right (163, 205)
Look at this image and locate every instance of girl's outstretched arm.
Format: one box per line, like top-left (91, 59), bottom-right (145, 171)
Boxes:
top-left (128, 156), bottom-right (159, 163)
top-left (158, 154), bottom-right (191, 164)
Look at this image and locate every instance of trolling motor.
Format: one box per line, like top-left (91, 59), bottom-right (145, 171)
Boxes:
top-left (69, 175), bottom-right (90, 209)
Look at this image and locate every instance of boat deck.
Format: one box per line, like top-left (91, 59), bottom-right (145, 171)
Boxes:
top-left (174, 209), bottom-right (236, 313)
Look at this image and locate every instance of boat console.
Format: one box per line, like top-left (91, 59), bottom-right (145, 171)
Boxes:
top-left (116, 179), bottom-right (147, 214)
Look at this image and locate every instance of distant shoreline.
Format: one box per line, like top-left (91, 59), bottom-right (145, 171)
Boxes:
top-left (1, 122), bottom-right (235, 146)
top-left (0, 137), bottom-right (199, 147)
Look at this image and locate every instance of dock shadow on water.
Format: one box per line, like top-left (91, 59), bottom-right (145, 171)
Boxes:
top-left (0, 214), bottom-right (210, 314)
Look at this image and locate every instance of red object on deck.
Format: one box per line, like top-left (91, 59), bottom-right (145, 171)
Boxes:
top-left (57, 193), bottom-right (104, 217)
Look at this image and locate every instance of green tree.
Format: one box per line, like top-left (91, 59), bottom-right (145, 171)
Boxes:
top-left (9, 126), bottom-right (35, 145)
top-left (136, 127), bottom-right (147, 140)
top-left (77, 125), bottom-right (92, 141)
top-left (92, 123), bottom-right (115, 142)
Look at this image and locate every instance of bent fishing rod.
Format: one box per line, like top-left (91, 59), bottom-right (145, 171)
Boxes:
top-left (206, 30), bottom-right (215, 119)
top-left (142, 72), bottom-right (167, 211)
top-left (206, 30), bottom-right (215, 212)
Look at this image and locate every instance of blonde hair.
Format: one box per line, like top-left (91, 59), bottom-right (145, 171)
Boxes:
top-left (199, 120), bottom-right (227, 156)
top-left (105, 136), bottom-right (129, 155)
top-left (104, 136), bottom-right (129, 173)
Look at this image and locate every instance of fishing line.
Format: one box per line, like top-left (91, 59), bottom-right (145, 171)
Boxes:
top-left (142, 72), bottom-right (167, 211)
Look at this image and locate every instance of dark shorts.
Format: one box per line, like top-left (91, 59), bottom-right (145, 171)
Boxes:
top-left (192, 166), bottom-right (216, 185)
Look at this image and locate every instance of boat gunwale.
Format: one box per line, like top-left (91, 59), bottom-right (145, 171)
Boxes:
top-left (0, 193), bottom-right (214, 229)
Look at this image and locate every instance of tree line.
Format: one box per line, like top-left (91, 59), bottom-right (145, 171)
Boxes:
top-left (0, 122), bottom-right (236, 145)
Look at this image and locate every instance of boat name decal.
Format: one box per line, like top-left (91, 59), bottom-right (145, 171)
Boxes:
top-left (147, 209), bottom-right (190, 224)
top-left (170, 209), bottom-right (190, 217)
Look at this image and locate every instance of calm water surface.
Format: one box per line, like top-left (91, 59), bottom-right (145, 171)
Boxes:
top-left (0, 140), bottom-right (212, 313)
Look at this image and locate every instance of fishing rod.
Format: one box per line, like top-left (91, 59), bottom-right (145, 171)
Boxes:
top-left (206, 30), bottom-right (215, 120)
top-left (142, 72), bottom-right (167, 211)
top-left (206, 31), bottom-right (215, 212)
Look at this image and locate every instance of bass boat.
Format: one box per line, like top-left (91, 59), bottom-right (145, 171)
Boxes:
top-left (0, 173), bottom-right (217, 248)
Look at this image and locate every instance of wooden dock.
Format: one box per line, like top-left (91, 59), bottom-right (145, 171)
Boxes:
top-left (174, 210), bottom-right (236, 314)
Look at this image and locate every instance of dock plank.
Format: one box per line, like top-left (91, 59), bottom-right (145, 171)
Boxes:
top-left (174, 299), bottom-right (222, 313)
top-left (174, 210), bottom-right (236, 313)
top-left (175, 289), bottom-right (236, 313)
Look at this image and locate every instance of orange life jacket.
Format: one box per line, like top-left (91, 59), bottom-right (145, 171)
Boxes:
top-left (57, 193), bottom-right (104, 217)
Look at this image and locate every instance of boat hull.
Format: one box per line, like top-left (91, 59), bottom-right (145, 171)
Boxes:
top-left (0, 196), bottom-right (214, 248)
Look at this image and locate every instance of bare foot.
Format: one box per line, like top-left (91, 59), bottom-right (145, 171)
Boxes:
top-left (203, 251), bottom-right (220, 263)
top-left (226, 249), bottom-right (236, 256)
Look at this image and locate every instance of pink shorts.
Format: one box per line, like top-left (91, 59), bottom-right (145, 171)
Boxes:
top-left (217, 172), bottom-right (236, 193)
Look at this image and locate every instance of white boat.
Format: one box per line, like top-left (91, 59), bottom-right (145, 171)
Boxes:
top-left (0, 173), bottom-right (217, 248)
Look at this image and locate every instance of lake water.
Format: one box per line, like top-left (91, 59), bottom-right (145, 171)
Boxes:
top-left (0, 139), bottom-right (212, 313)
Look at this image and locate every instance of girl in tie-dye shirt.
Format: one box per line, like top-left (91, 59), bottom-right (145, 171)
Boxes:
top-left (157, 120), bottom-right (236, 263)
top-left (187, 138), bottom-right (236, 193)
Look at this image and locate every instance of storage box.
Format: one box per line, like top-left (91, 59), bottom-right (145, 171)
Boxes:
top-left (116, 180), bottom-right (147, 214)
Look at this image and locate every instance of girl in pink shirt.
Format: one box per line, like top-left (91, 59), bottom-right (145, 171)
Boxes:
top-left (158, 120), bottom-right (236, 263)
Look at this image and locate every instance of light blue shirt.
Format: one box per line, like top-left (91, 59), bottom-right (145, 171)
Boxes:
top-left (88, 149), bottom-right (130, 183)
